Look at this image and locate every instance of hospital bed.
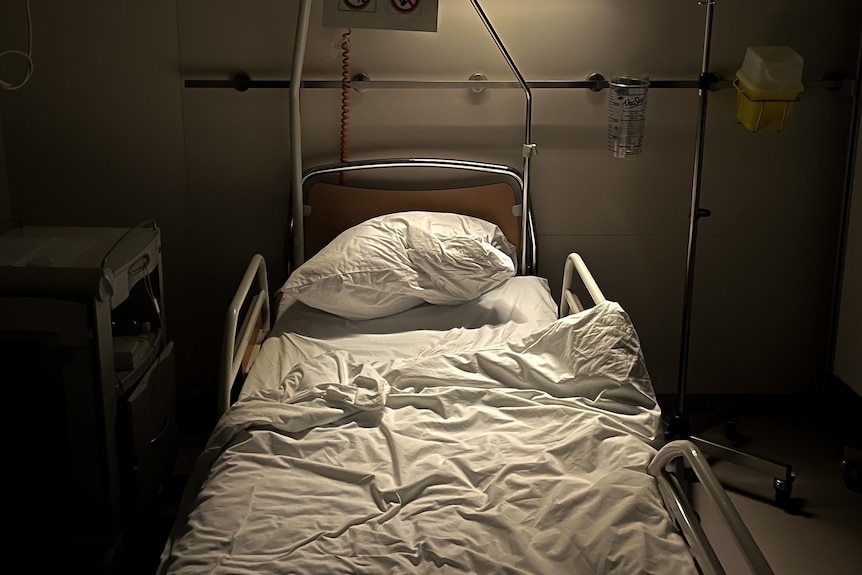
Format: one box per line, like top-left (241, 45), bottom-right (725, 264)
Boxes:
top-left (156, 159), bottom-right (774, 575)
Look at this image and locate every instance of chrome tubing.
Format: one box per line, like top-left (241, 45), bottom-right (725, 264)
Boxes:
top-left (290, 0), bottom-right (314, 269)
top-left (676, 0), bottom-right (716, 413)
top-left (649, 440), bottom-right (774, 575)
top-left (220, 254), bottom-right (270, 416)
top-left (469, 0), bottom-right (534, 277)
top-left (301, 157), bottom-right (524, 189)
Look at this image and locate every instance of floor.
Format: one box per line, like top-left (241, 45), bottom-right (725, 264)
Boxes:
top-left (686, 411), bottom-right (862, 574)
top-left (128, 403), bottom-right (862, 575)
top-left (113, 435), bottom-right (204, 575)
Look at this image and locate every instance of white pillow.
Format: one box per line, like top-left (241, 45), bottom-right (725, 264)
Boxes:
top-left (279, 211), bottom-right (517, 320)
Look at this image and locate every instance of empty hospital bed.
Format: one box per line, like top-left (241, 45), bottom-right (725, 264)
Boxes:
top-left (156, 158), bottom-right (773, 575)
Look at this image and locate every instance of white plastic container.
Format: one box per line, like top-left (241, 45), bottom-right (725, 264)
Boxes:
top-left (735, 46), bottom-right (804, 132)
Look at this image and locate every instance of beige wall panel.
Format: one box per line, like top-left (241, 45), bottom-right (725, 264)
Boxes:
top-left (541, 231), bottom-right (837, 397)
top-left (688, 234), bottom-right (836, 395)
top-left (709, 0), bottom-right (861, 80)
top-left (302, 87), bottom-right (526, 166)
top-left (299, 1), bottom-right (703, 79)
top-left (0, 0), bottom-right (191, 383)
top-left (700, 88), bottom-right (850, 237)
top-left (180, 88), bottom-right (294, 386)
top-left (530, 88), bottom-right (698, 237)
top-left (178, 0), bottom-right (298, 75)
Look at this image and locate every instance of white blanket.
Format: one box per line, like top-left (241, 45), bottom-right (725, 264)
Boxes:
top-left (159, 302), bottom-right (697, 574)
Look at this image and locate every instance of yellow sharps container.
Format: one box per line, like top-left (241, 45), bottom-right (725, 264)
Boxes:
top-left (734, 46), bottom-right (804, 133)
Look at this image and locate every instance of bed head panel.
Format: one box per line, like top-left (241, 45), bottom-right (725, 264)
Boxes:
top-left (303, 182), bottom-right (521, 262)
top-left (292, 158), bottom-right (536, 275)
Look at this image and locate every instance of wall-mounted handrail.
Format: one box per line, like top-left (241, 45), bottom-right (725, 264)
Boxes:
top-left (184, 76), bottom-right (849, 93)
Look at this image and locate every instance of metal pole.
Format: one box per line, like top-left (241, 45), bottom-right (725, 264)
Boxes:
top-left (675, 0), bottom-right (717, 419)
top-left (290, 0), bottom-right (314, 271)
top-left (826, 25), bottom-right (862, 383)
top-left (469, 0), bottom-right (534, 274)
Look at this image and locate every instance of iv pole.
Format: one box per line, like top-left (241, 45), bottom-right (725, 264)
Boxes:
top-left (667, 0), bottom-right (796, 505)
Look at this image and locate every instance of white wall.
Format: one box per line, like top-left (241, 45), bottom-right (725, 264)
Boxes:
top-left (834, 114), bottom-right (862, 397)
top-left (1, 1), bottom-right (859, 420)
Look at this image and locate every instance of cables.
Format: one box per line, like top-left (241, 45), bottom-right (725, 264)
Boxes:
top-left (0, 0), bottom-right (33, 91)
top-left (339, 29), bottom-right (352, 185)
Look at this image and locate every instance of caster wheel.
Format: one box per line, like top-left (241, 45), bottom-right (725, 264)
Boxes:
top-left (773, 474), bottom-right (795, 507)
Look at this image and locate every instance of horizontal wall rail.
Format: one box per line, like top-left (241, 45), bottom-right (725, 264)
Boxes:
top-left (184, 74), bottom-right (851, 93)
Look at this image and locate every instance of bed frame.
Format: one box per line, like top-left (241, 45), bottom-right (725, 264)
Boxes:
top-left (201, 0), bottom-right (776, 569)
top-left (224, 157), bottom-right (537, 415)
top-left (221, 248), bottom-right (773, 575)
top-left (218, 154), bottom-right (774, 573)
top-left (292, 158), bottom-right (537, 276)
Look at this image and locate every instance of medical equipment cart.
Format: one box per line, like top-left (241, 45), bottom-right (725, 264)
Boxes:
top-left (0, 221), bottom-right (176, 572)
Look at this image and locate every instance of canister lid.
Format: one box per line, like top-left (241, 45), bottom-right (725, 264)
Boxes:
top-left (736, 46), bottom-right (804, 93)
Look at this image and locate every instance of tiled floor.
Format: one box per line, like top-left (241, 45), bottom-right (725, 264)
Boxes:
top-left (137, 405), bottom-right (861, 574)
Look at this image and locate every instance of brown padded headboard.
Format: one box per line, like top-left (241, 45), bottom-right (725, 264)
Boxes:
top-left (303, 182), bottom-right (522, 261)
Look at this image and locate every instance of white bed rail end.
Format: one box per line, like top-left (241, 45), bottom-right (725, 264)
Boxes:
top-left (560, 253), bottom-right (606, 317)
top-left (648, 440), bottom-right (774, 575)
top-left (219, 254), bottom-right (271, 417)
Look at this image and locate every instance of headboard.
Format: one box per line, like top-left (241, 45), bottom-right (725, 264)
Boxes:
top-left (293, 158), bottom-right (535, 275)
top-left (304, 181), bottom-right (521, 260)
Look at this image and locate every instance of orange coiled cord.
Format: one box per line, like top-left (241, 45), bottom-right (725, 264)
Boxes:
top-left (339, 29), bottom-right (352, 184)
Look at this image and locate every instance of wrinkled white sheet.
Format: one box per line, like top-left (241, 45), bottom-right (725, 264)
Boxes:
top-left (159, 303), bottom-right (697, 575)
top-left (272, 275), bottom-right (559, 336)
top-left (243, 276), bottom-right (557, 400)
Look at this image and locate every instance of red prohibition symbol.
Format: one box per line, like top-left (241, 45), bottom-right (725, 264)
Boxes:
top-left (390, 0), bottom-right (420, 13)
top-left (342, 0), bottom-right (372, 9)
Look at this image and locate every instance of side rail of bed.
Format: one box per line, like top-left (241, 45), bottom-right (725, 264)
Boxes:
top-left (219, 254), bottom-right (271, 416)
top-left (649, 440), bottom-right (775, 575)
top-left (560, 253), bottom-right (606, 316)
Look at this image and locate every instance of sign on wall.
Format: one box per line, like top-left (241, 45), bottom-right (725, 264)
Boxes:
top-left (323, 0), bottom-right (438, 32)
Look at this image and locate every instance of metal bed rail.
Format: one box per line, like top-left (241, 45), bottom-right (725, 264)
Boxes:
top-left (301, 157), bottom-right (524, 189)
top-left (560, 252), bottom-right (606, 316)
top-left (219, 254), bottom-right (271, 416)
top-left (648, 440), bottom-right (775, 575)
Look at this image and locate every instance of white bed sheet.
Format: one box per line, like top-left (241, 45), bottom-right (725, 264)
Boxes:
top-left (159, 302), bottom-right (698, 575)
top-left (242, 276), bottom-right (558, 399)
top-left (272, 275), bottom-right (558, 336)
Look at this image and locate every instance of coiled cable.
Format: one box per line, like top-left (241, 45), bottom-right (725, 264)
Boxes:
top-left (339, 29), bottom-right (352, 184)
top-left (0, 0), bottom-right (34, 91)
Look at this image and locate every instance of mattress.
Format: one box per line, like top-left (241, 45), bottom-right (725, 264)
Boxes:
top-left (242, 276), bottom-right (558, 399)
top-left (272, 275), bottom-right (558, 336)
top-left (159, 302), bottom-right (698, 574)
